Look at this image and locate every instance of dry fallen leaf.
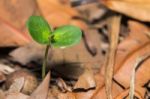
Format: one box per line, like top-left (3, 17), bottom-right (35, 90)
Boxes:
top-left (0, 90), bottom-right (5, 99)
top-left (28, 72), bottom-right (50, 99)
top-left (114, 42), bottom-right (150, 88)
top-left (75, 74), bottom-right (104, 99)
top-left (9, 42), bottom-right (53, 65)
top-left (91, 82), bottom-right (123, 99)
top-left (57, 92), bottom-right (76, 99)
top-left (6, 70), bottom-right (38, 95)
top-left (112, 20), bottom-right (150, 73)
top-left (101, 0), bottom-right (150, 22)
top-left (0, 20), bottom-right (29, 47)
top-left (0, 72), bottom-right (6, 83)
top-left (73, 69), bottom-right (96, 90)
top-left (6, 92), bottom-right (29, 99)
top-left (0, 63), bottom-right (15, 74)
top-left (115, 89), bottom-right (143, 99)
top-left (8, 77), bottom-right (25, 93)
top-left (0, 0), bottom-right (36, 29)
top-left (37, 0), bottom-right (80, 27)
top-left (94, 20), bottom-right (150, 99)
top-left (56, 78), bottom-right (72, 92)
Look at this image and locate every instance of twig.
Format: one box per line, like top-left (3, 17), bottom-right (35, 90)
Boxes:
top-left (105, 15), bottom-right (121, 99)
top-left (129, 54), bottom-right (150, 99)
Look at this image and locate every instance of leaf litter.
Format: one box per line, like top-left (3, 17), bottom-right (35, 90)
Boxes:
top-left (0, 0), bottom-right (150, 99)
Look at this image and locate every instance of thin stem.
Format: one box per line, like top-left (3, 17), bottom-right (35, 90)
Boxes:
top-left (42, 44), bottom-right (50, 79)
top-left (42, 28), bottom-right (53, 79)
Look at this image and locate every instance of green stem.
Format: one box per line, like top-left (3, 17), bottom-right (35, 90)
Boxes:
top-left (42, 44), bottom-right (50, 79)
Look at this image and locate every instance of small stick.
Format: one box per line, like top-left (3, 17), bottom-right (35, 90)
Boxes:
top-left (105, 15), bottom-right (121, 99)
top-left (129, 54), bottom-right (150, 99)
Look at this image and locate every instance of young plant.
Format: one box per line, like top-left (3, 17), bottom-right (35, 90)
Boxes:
top-left (27, 16), bottom-right (82, 79)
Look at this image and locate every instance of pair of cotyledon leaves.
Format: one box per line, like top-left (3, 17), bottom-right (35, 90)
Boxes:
top-left (27, 16), bottom-right (82, 48)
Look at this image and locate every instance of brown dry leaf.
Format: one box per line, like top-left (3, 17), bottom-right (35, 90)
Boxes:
top-left (76, 3), bottom-right (107, 22)
top-left (115, 89), bottom-right (144, 99)
top-left (0, 90), bottom-right (5, 99)
top-left (56, 78), bottom-right (72, 92)
top-left (0, 0), bottom-right (35, 47)
top-left (6, 70), bottom-right (38, 95)
top-left (8, 77), bottom-right (25, 93)
top-left (48, 87), bottom-right (76, 99)
top-left (6, 92), bottom-right (29, 99)
top-left (82, 29), bottom-right (98, 56)
top-left (101, 0), bottom-right (150, 22)
top-left (73, 69), bottom-right (96, 90)
top-left (100, 20), bottom-right (150, 76)
top-left (0, 0), bottom-right (36, 29)
top-left (0, 20), bottom-right (30, 47)
top-left (57, 92), bottom-right (76, 99)
top-left (9, 42), bottom-right (47, 65)
top-left (0, 72), bottom-right (6, 83)
top-left (28, 72), bottom-right (50, 99)
top-left (75, 74), bottom-right (104, 99)
top-left (103, 21), bottom-right (150, 91)
top-left (91, 82), bottom-right (124, 99)
top-left (37, 0), bottom-right (80, 27)
top-left (114, 42), bottom-right (150, 88)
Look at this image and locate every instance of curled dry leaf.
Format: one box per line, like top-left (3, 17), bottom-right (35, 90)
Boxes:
top-left (101, 0), bottom-right (150, 22)
top-left (73, 69), bottom-right (96, 90)
top-left (56, 78), bottom-right (72, 92)
top-left (28, 72), bottom-right (50, 99)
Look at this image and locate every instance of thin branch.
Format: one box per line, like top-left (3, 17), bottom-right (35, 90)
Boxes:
top-left (105, 15), bottom-right (121, 99)
top-left (129, 54), bottom-right (150, 99)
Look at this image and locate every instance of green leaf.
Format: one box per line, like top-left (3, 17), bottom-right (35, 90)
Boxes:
top-left (27, 16), bottom-right (52, 44)
top-left (51, 25), bottom-right (82, 48)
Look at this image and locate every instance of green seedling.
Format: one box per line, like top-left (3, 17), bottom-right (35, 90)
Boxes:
top-left (27, 16), bottom-right (82, 79)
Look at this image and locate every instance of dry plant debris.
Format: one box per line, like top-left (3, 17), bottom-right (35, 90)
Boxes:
top-left (0, 0), bottom-right (149, 99)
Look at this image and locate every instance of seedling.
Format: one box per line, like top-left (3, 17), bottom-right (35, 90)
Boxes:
top-left (27, 16), bottom-right (82, 79)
